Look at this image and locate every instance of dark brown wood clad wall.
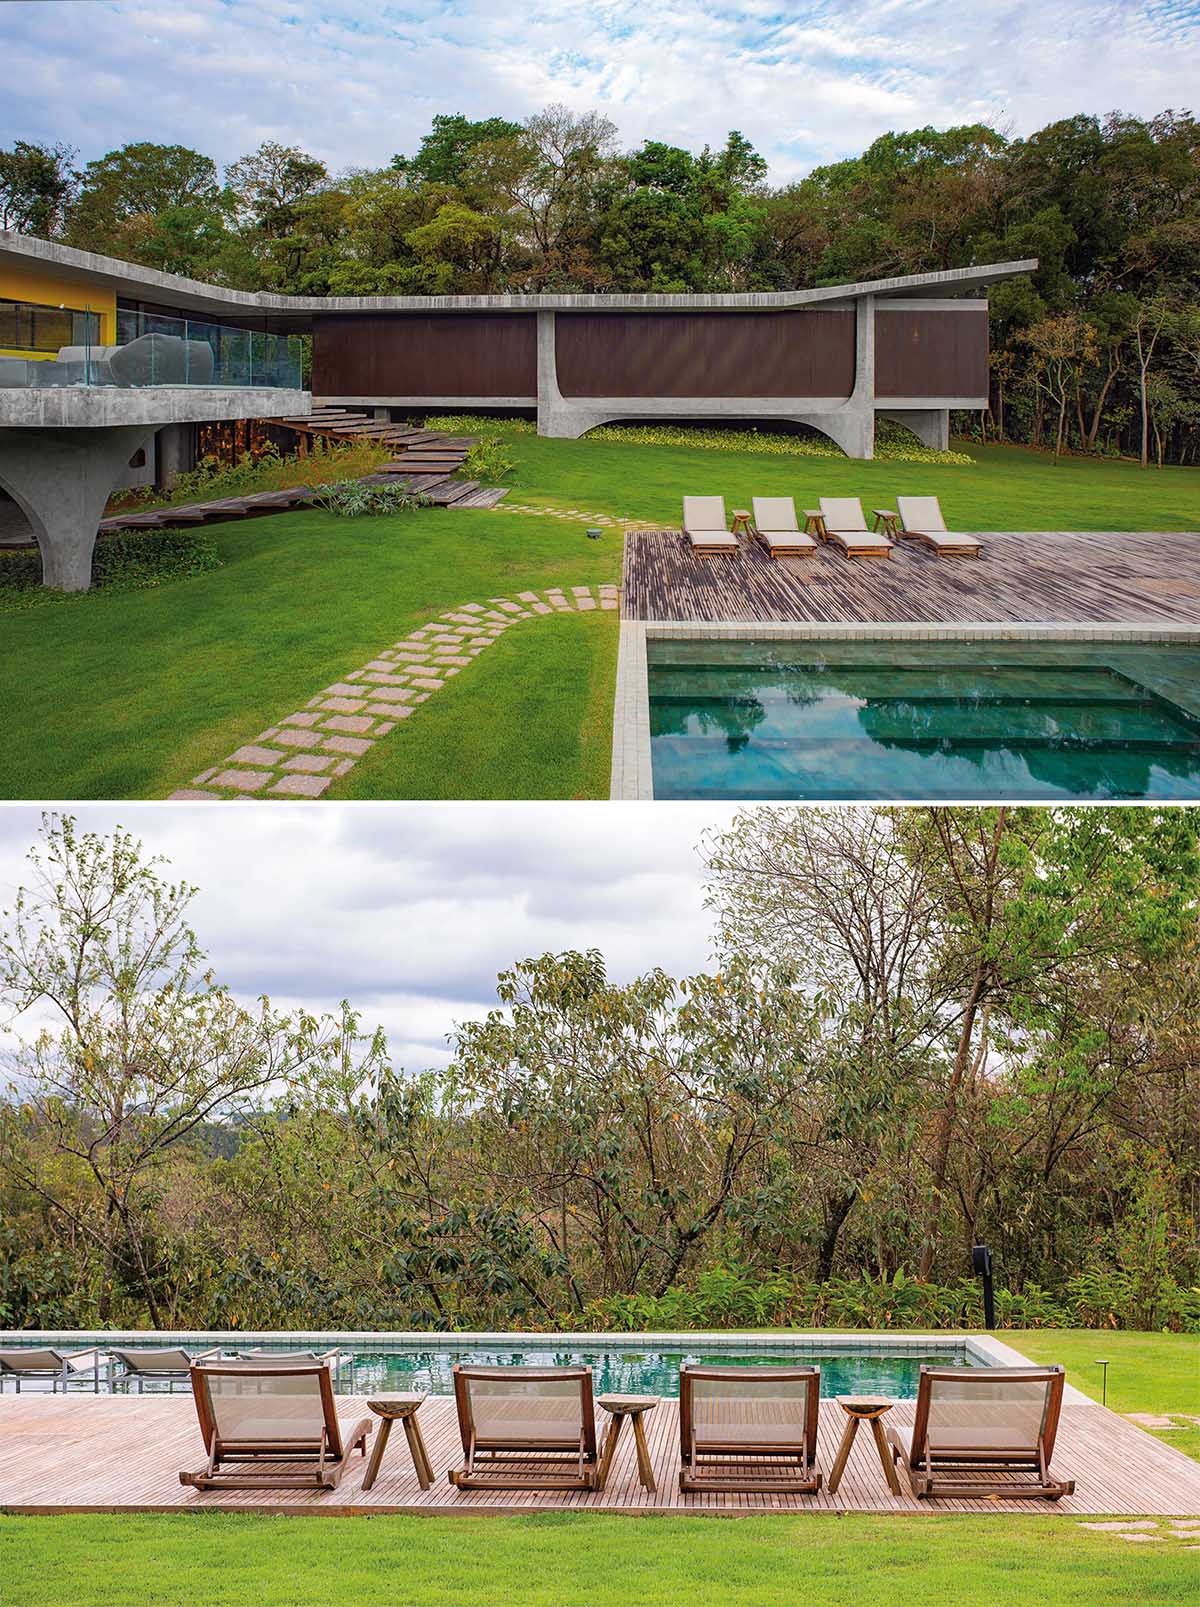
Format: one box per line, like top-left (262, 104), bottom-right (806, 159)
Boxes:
top-left (554, 311), bottom-right (855, 398)
top-left (874, 309), bottom-right (988, 397)
top-left (312, 313), bottom-right (537, 396)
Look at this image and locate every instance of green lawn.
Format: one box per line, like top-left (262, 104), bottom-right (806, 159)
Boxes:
top-left (2, 435), bottom-right (1197, 800)
top-left (0, 506), bottom-right (620, 801)
top-left (0, 1511), bottom-right (1194, 1607)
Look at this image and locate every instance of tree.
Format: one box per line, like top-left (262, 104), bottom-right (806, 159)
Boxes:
top-left (1132, 297), bottom-right (1175, 468)
top-left (0, 140), bottom-right (77, 235)
top-left (225, 141), bottom-right (329, 236)
top-left (393, 114), bottom-right (523, 186)
top-left (67, 142), bottom-right (223, 261)
top-left (0, 815), bottom-right (385, 1325)
top-left (1022, 312), bottom-right (1099, 462)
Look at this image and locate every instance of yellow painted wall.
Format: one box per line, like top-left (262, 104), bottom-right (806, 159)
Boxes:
top-left (0, 261), bottom-right (117, 360)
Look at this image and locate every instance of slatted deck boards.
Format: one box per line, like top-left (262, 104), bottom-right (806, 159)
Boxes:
top-left (623, 530), bottom-right (1200, 626)
top-left (2, 1395), bottom-right (1198, 1517)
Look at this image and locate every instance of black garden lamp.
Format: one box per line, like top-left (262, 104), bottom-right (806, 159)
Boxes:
top-left (972, 1242), bottom-right (995, 1329)
top-left (1094, 1358), bottom-right (1110, 1406)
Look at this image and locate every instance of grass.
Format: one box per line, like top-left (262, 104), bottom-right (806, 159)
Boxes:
top-left (3, 433), bottom-right (1197, 799)
top-left (0, 505), bottom-right (620, 800)
top-left (0, 1511), bottom-right (1195, 1607)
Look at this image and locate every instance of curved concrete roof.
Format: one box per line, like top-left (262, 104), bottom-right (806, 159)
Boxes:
top-left (1, 231), bottom-right (1036, 328)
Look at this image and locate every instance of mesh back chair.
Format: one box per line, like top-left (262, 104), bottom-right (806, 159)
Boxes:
top-left (449, 1365), bottom-right (599, 1490)
top-left (111, 1346), bottom-right (220, 1393)
top-left (682, 496), bottom-right (739, 556)
top-left (817, 497), bottom-right (892, 558)
top-left (894, 496), bottom-right (983, 557)
top-left (0, 1347), bottom-right (103, 1393)
top-left (679, 1365), bottom-right (822, 1493)
top-left (887, 1366), bottom-right (1074, 1499)
top-left (750, 497), bottom-right (817, 559)
top-left (180, 1363), bottom-right (372, 1491)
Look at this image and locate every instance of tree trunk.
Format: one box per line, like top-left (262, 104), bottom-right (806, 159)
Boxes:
top-left (918, 969), bottom-right (986, 1280)
top-left (816, 1189), bottom-right (857, 1283)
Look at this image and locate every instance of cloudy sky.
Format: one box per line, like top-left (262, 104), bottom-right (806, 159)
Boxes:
top-left (0, 804), bottom-right (739, 1070)
top-left (1, 0), bottom-right (1197, 182)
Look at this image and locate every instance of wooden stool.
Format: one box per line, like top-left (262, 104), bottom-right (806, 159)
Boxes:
top-left (730, 509), bottom-right (753, 539)
top-left (872, 508), bottom-right (901, 539)
top-left (362, 1394), bottom-right (433, 1491)
top-left (803, 509), bottom-right (828, 541)
top-left (596, 1394), bottom-right (660, 1492)
top-left (827, 1396), bottom-right (901, 1495)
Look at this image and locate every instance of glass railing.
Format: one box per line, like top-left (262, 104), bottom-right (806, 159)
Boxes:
top-left (0, 308), bottom-right (303, 390)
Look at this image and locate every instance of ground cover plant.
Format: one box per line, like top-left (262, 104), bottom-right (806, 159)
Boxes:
top-left (0, 526), bottom-right (221, 610)
top-left (107, 437), bottom-right (395, 513)
top-left (2, 1510), bottom-right (1196, 1607)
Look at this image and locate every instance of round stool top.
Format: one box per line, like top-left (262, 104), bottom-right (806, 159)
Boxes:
top-left (596, 1393), bottom-right (660, 1414)
top-left (366, 1393), bottom-right (427, 1417)
top-left (836, 1395), bottom-right (893, 1417)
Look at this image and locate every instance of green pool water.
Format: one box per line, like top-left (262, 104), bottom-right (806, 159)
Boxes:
top-left (649, 638), bottom-right (1200, 800)
top-left (2, 1338), bottom-right (976, 1399)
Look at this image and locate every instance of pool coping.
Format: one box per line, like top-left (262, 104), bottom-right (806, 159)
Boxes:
top-left (610, 619), bottom-right (1200, 799)
top-left (0, 1327), bottom-right (1090, 1403)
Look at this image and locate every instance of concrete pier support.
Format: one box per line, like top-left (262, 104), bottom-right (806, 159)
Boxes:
top-left (0, 425), bottom-right (156, 590)
top-left (879, 408), bottom-right (950, 450)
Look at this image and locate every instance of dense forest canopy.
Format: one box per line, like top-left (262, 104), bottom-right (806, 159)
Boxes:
top-left (1, 809), bottom-right (1197, 1334)
top-left (2, 107), bottom-right (1199, 462)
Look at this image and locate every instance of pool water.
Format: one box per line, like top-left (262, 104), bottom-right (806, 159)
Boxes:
top-left (2, 1339), bottom-right (976, 1399)
top-left (649, 639), bottom-right (1200, 800)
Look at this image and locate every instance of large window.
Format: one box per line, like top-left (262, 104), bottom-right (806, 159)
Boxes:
top-left (0, 298), bottom-right (102, 353)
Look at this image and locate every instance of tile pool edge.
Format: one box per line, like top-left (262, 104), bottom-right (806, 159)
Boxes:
top-left (0, 1327), bottom-right (1089, 1403)
top-left (611, 619), bottom-right (1200, 799)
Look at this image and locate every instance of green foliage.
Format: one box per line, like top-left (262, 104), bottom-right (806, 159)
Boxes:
top-left (0, 527), bottom-right (221, 610)
top-left (312, 480), bottom-right (432, 517)
top-left (584, 421), bottom-right (973, 464)
top-left (462, 433), bottom-right (516, 482)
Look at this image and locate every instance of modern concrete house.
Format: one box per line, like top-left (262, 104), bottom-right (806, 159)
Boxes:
top-left (0, 230), bottom-right (1035, 587)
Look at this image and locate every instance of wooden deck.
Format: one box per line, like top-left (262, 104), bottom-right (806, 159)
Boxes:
top-left (622, 530), bottom-right (1200, 626)
top-left (3, 1394), bottom-right (1199, 1517)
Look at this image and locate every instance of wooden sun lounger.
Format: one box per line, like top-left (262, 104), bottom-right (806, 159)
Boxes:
top-left (682, 496), bottom-right (740, 556)
top-left (448, 1364), bottom-right (599, 1490)
top-left (818, 497), bottom-right (893, 558)
top-left (887, 1365), bottom-right (1075, 1500)
top-left (895, 496), bottom-right (984, 557)
top-left (679, 1364), bottom-right (822, 1493)
top-left (751, 497), bottom-right (818, 558)
top-left (179, 1363), bottom-right (372, 1491)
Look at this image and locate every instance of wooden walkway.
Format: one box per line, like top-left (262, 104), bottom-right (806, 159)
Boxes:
top-left (3, 1395), bottom-right (1198, 1518)
top-left (623, 530), bottom-right (1200, 626)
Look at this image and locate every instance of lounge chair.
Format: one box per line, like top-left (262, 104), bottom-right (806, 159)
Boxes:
top-left (817, 497), bottom-right (893, 558)
top-left (448, 1364), bottom-right (599, 1490)
top-left (0, 1347), bottom-right (104, 1393)
top-left (237, 1348), bottom-right (351, 1387)
top-left (751, 497), bottom-right (818, 559)
top-left (111, 1346), bottom-right (221, 1393)
top-left (895, 496), bottom-right (983, 557)
top-left (179, 1362), bottom-right (373, 1491)
top-left (679, 1364), bottom-right (822, 1493)
top-left (682, 496), bottom-right (740, 556)
top-left (887, 1365), bottom-right (1075, 1500)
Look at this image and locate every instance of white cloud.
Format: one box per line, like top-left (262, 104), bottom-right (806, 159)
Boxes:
top-left (0, 0), bottom-right (1196, 182)
top-left (0, 803), bottom-right (738, 1069)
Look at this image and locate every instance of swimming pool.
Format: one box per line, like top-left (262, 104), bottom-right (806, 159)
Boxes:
top-left (0, 1334), bottom-right (980, 1399)
top-left (648, 638), bottom-right (1200, 800)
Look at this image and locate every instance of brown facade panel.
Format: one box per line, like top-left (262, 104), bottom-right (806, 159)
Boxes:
top-left (312, 313), bottom-right (537, 397)
top-left (554, 311), bottom-right (855, 399)
top-left (874, 309), bottom-right (988, 398)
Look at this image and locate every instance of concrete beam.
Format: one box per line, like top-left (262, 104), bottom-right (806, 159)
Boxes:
top-left (0, 425), bottom-right (156, 590)
top-left (0, 386), bottom-right (309, 429)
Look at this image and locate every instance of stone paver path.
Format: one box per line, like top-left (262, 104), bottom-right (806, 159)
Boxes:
top-left (493, 503), bottom-right (640, 529)
top-left (170, 584), bottom-right (619, 801)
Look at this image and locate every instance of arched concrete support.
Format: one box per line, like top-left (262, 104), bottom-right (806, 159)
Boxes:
top-left (878, 408), bottom-right (949, 450)
top-left (0, 424), bottom-right (155, 590)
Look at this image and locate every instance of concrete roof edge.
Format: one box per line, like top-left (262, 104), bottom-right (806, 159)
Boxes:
top-left (0, 231), bottom-right (1037, 315)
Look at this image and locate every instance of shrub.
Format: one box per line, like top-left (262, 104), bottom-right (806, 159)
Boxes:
top-left (462, 433), bottom-right (516, 483)
top-left (425, 413), bottom-right (536, 436)
top-left (107, 438), bottom-right (396, 514)
top-left (313, 479), bottom-right (432, 517)
top-left (0, 527), bottom-right (221, 611)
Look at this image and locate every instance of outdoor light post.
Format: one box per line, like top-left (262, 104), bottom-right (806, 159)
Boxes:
top-left (1095, 1358), bottom-right (1110, 1406)
top-left (972, 1243), bottom-right (995, 1329)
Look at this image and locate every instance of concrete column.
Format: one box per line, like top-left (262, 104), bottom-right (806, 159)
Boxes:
top-left (155, 422), bottom-right (196, 490)
top-left (879, 408), bottom-right (950, 450)
top-left (844, 292), bottom-right (876, 459)
top-left (0, 424), bottom-right (156, 590)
